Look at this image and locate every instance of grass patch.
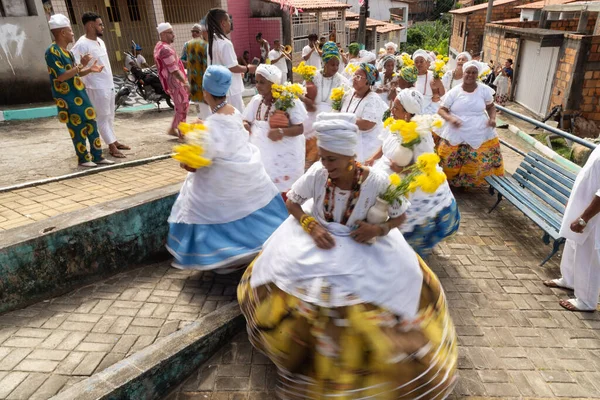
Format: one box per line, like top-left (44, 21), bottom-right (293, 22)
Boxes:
top-left (533, 133), bottom-right (573, 160)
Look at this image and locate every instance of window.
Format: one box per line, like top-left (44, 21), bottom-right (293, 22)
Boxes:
top-left (65, 0), bottom-right (76, 23)
top-left (459, 21), bottom-right (465, 36)
top-left (162, 0), bottom-right (213, 24)
top-left (106, 0), bottom-right (121, 23)
top-left (127, 0), bottom-right (141, 21)
top-left (0, 0), bottom-right (38, 17)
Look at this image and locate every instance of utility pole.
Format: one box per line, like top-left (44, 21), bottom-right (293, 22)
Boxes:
top-left (357, 0), bottom-right (369, 49)
top-left (485, 0), bottom-right (494, 22)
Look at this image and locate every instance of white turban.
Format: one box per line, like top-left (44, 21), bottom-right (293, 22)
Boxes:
top-left (49, 14), bottom-right (70, 30)
top-left (463, 60), bottom-right (487, 75)
top-left (256, 64), bottom-right (282, 84)
top-left (359, 50), bottom-right (376, 63)
top-left (456, 51), bottom-right (472, 62)
top-left (412, 49), bottom-right (433, 62)
top-left (385, 42), bottom-right (398, 52)
top-left (396, 88), bottom-right (424, 115)
top-left (314, 113), bottom-right (358, 157)
top-left (157, 22), bottom-right (173, 34)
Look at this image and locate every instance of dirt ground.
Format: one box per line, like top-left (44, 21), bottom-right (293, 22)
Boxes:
top-left (0, 102), bottom-right (537, 188)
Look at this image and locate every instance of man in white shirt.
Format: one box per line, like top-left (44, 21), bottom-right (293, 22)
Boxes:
top-left (302, 33), bottom-right (322, 69)
top-left (544, 145), bottom-right (600, 312)
top-left (72, 12), bottom-right (129, 158)
top-left (268, 40), bottom-right (288, 84)
top-left (205, 8), bottom-right (256, 112)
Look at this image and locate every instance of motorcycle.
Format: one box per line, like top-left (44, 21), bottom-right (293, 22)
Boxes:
top-left (115, 51), bottom-right (174, 111)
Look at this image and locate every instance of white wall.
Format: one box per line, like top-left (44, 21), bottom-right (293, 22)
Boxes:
top-left (344, 0), bottom-right (408, 42)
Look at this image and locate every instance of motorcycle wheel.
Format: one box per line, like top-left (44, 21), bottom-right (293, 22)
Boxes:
top-left (166, 96), bottom-right (174, 109)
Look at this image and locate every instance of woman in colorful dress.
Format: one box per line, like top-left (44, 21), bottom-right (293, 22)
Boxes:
top-left (243, 65), bottom-right (308, 198)
top-left (372, 88), bottom-right (460, 256)
top-left (442, 51), bottom-right (471, 92)
top-left (238, 112), bottom-right (458, 399)
top-left (301, 42), bottom-right (350, 169)
top-left (437, 60), bottom-right (504, 187)
top-left (340, 63), bottom-right (387, 163)
top-left (374, 54), bottom-right (399, 107)
top-left (493, 58), bottom-right (514, 109)
top-left (167, 66), bottom-right (288, 274)
top-left (413, 49), bottom-right (445, 114)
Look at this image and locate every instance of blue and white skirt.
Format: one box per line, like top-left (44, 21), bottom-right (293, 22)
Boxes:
top-left (166, 195), bottom-right (288, 274)
top-left (402, 199), bottom-right (460, 257)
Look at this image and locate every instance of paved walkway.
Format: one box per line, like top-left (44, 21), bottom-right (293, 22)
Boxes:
top-left (0, 159), bottom-right (186, 232)
top-left (0, 262), bottom-right (240, 399)
top-left (165, 189), bottom-right (600, 400)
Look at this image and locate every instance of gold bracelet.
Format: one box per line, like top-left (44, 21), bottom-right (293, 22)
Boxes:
top-left (301, 216), bottom-right (316, 233)
top-left (299, 214), bottom-right (312, 225)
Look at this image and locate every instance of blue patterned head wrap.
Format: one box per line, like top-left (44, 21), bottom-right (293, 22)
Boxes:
top-left (321, 41), bottom-right (340, 64)
top-left (359, 63), bottom-right (378, 86)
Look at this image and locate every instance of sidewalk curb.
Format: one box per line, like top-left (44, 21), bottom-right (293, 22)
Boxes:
top-left (51, 302), bottom-right (244, 400)
top-left (498, 118), bottom-right (582, 173)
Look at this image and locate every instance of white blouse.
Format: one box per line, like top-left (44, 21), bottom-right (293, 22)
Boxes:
top-left (340, 90), bottom-right (386, 162)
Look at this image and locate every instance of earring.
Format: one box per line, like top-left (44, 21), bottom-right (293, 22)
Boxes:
top-left (347, 163), bottom-right (354, 171)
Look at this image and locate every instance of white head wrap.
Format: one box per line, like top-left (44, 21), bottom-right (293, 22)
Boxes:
top-left (256, 64), bottom-right (282, 84)
top-left (412, 49), bottom-right (433, 63)
top-left (396, 88), bottom-right (424, 115)
top-left (48, 14), bottom-right (71, 30)
top-left (385, 42), bottom-right (398, 52)
top-left (314, 113), bottom-right (358, 157)
top-left (456, 51), bottom-right (472, 62)
top-left (359, 50), bottom-right (376, 63)
top-left (157, 22), bottom-right (173, 34)
top-left (463, 60), bottom-right (487, 75)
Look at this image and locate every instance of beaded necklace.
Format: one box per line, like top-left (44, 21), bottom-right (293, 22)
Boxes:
top-left (344, 90), bottom-right (369, 114)
top-left (320, 73), bottom-right (335, 103)
top-left (211, 100), bottom-right (228, 114)
top-left (323, 162), bottom-right (364, 225)
top-left (255, 98), bottom-right (273, 121)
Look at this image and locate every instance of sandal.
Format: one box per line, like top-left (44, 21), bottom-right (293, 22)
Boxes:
top-left (543, 279), bottom-right (573, 291)
top-left (116, 143), bottom-right (131, 150)
top-left (559, 298), bottom-right (595, 313)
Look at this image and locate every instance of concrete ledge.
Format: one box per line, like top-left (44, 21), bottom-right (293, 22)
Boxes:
top-left (0, 183), bottom-right (181, 314)
top-left (51, 302), bottom-right (244, 400)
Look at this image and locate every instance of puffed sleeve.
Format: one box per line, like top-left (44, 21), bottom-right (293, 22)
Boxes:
top-left (242, 95), bottom-right (261, 123)
top-left (288, 98), bottom-right (308, 125)
top-left (287, 162), bottom-right (322, 205)
top-left (440, 85), bottom-right (458, 109)
top-left (359, 93), bottom-right (385, 123)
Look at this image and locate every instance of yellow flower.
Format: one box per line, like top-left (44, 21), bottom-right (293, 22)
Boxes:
top-left (432, 118), bottom-right (443, 129)
top-left (443, 56), bottom-right (449, 62)
top-left (417, 152), bottom-right (440, 173)
top-left (272, 91), bottom-right (281, 99)
top-left (74, 97), bottom-right (83, 106)
top-left (436, 54), bottom-right (443, 60)
top-left (414, 174), bottom-right (440, 193)
top-left (389, 173), bottom-right (401, 187)
top-left (383, 117), bottom-right (395, 129)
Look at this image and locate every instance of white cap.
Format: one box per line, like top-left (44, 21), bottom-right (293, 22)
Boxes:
top-left (314, 113), bottom-right (359, 157)
top-left (49, 14), bottom-right (71, 30)
top-left (157, 22), bottom-right (173, 34)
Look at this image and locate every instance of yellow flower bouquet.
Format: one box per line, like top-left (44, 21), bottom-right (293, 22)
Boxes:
top-left (479, 68), bottom-right (491, 81)
top-left (401, 53), bottom-right (414, 67)
top-left (172, 122), bottom-right (212, 170)
top-left (292, 61), bottom-right (317, 82)
top-left (270, 82), bottom-right (305, 128)
top-left (344, 63), bottom-right (359, 76)
top-left (380, 153), bottom-right (446, 204)
top-left (432, 58), bottom-right (446, 80)
top-left (330, 86), bottom-right (345, 111)
top-left (384, 117), bottom-right (421, 148)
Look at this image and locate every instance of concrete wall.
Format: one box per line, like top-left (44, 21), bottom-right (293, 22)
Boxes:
top-left (0, 0), bottom-right (53, 106)
top-left (229, 0), bottom-right (282, 61)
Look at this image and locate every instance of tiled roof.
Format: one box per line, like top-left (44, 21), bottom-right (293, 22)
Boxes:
top-left (346, 10), bottom-right (360, 19)
top-left (262, 0), bottom-right (351, 10)
top-left (449, 0), bottom-right (519, 14)
top-left (492, 17), bottom-right (522, 22)
top-left (515, 0), bottom-right (575, 8)
top-left (377, 22), bottom-right (405, 33)
top-left (346, 18), bottom-right (388, 29)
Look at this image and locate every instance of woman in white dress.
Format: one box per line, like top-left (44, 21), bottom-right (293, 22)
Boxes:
top-left (301, 41), bottom-right (350, 169)
top-left (413, 49), bottom-right (445, 114)
top-left (372, 88), bottom-right (460, 256)
top-left (167, 66), bottom-right (288, 274)
top-left (340, 63), bottom-right (387, 163)
top-left (238, 112), bottom-right (458, 399)
top-left (374, 54), bottom-right (399, 107)
top-left (437, 60), bottom-right (504, 187)
top-left (442, 51), bottom-right (471, 92)
top-left (243, 65), bottom-right (308, 198)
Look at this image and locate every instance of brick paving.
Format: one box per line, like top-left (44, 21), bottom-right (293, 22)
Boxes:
top-left (166, 189), bottom-right (600, 400)
top-left (0, 159), bottom-right (186, 232)
top-left (0, 261), bottom-right (240, 399)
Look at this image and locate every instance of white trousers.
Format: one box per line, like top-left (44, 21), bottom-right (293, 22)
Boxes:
top-left (228, 92), bottom-right (245, 113)
top-left (560, 237), bottom-right (600, 309)
top-left (86, 88), bottom-right (117, 145)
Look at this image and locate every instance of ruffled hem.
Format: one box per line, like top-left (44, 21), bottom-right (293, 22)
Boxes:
top-left (166, 195), bottom-right (288, 272)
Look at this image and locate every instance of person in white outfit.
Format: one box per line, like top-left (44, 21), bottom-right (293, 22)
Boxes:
top-left (267, 39), bottom-right (289, 84)
top-left (205, 8), bottom-right (256, 112)
top-left (302, 33), bottom-right (322, 69)
top-left (544, 145), bottom-right (600, 312)
top-left (413, 49), bottom-right (445, 114)
top-left (72, 12), bottom-right (130, 158)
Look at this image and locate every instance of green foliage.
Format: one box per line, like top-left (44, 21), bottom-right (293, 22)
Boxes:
top-left (401, 20), bottom-right (451, 56)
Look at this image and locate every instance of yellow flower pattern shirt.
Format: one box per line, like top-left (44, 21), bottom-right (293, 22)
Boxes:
top-left (45, 43), bottom-right (96, 124)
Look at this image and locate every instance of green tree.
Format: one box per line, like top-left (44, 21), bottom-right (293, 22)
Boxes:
top-left (401, 20), bottom-right (451, 56)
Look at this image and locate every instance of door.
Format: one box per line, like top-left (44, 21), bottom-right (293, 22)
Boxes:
top-left (514, 40), bottom-right (559, 117)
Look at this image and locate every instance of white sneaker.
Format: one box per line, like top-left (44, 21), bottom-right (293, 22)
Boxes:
top-left (97, 159), bottom-right (115, 165)
top-left (79, 161), bottom-right (97, 167)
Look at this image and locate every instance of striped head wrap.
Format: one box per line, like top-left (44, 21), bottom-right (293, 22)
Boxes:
top-left (399, 66), bottom-right (418, 84)
top-left (359, 63), bottom-right (378, 86)
top-left (380, 54), bottom-right (396, 69)
top-left (321, 41), bottom-right (340, 64)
